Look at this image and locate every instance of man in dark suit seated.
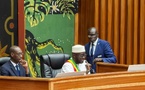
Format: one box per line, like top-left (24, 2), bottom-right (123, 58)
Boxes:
top-left (0, 45), bottom-right (30, 77)
top-left (85, 27), bottom-right (117, 73)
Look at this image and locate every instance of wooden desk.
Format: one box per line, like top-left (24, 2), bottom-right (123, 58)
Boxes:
top-left (50, 71), bottom-right (145, 90)
top-left (0, 76), bottom-right (49, 90)
top-left (96, 62), bottom-right (129, 73)
top-left (1, 71), bottom-right (145, 90)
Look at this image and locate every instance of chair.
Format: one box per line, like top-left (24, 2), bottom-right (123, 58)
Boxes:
top-left (40, 53), bottom-right (70, 78)
top-left (0, 57), bottom-right (10, 67)
top-left (0, 57), bottom-right (10, 75)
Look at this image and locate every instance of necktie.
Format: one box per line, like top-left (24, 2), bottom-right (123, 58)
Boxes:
top-left (91, 43), bottom-right (94, 57)
top-left (90, 43), bottom-right (95, 73)
top-left (15, 65), bottom-right (20, 76)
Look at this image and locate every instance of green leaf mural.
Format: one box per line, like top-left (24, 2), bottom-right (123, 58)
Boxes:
top-left (25, 0), bottom-right (78, 27)
top-left (25, 0), bottom-right (50, 27)
top-left (25, 0), bottom-right (78, 77)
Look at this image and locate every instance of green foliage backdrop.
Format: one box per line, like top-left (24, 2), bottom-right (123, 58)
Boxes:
top-left (24, 0), bottom-right (78, 77)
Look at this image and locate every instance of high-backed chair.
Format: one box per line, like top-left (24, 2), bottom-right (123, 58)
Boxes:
top-left (0, 57), bottom-right (10, 67)
top-left (0, 57), bottom-right (10, 75)
top-left (40, 53), bottom-right (70, 78)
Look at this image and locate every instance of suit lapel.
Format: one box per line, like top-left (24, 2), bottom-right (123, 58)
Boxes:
top-left (88, 42), bottom-right (91, 56)
top-left (9, 61), bottom-right (19, 76)
top-left (94, 39), bottom-right (100, 58)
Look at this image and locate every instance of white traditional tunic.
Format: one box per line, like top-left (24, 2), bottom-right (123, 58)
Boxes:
top-left (61, 60), bottom-right (87, 73)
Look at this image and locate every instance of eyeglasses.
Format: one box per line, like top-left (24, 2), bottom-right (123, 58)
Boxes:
top-left (88, 34), bottom-right (96, 37)
top-left (78, 53), bottom-right (87, 58)
top-left (15, 52), bottom-right (23, 56)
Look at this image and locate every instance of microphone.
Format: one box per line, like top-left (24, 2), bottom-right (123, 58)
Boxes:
top-left (90, 68), bottom-right (95, 74)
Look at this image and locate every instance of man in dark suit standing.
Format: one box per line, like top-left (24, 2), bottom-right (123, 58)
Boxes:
top-left (0, 45), bottom-right (30, 77)
top-left (85, 27), bottom-right (117, 73)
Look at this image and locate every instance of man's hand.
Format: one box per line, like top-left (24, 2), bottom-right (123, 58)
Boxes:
top-left (93, 58), bottom-right (103, 63)
top-left (85, 63), bottom-right (91, 74)
top-left (19, 60), bottom-right (29, 74)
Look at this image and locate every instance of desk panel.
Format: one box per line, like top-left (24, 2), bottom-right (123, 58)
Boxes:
top-left (1, 71), bottom-right (145, 90)
top-left (97, 62), bottom-right (128, 73)
top-left (50, 71), bottom-right (145, 90)
top-left (0, 76), bottom-right (49, 90)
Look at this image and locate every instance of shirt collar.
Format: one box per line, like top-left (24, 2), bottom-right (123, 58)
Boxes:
top-left (92, 38), bottom-right (98, 46)
top-left (10, 60), bottom-right (18, 67)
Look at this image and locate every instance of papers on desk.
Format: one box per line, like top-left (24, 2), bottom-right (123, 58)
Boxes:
top-left (55, 71), bottom-right (87, 78)
top-left (127, 64), bottom-right (145, 72)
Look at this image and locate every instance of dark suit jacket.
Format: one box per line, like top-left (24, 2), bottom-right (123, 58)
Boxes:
top-left (85, 38), bottom-right (117, 72)
top-left (0, 60), bottom-right (29, 77)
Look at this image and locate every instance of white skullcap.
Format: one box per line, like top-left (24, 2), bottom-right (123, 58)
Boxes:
top-left (72, 45), bottom-right (85, 53)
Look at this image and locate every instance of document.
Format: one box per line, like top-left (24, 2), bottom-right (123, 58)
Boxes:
top-left (128, 64), bottom-right (145, 72)
top-left (55, 71), bottom-right (87, 78)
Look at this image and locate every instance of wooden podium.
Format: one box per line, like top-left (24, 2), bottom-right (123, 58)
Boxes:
top-left (96, 62), bottom-right (129, 73)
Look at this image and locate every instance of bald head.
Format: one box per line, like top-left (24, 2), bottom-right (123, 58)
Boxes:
top-left (10, 46), bottom-right (20, 53)
top-left (88, 27), bottom-right (98, 33)
top-left (88, 27), bottom-right (98, 43)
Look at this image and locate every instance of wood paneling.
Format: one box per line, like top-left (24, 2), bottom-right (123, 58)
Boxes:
top-left (18, 0), bottom-right (25, 52)
top-left (1, 71), bottom-right (145, 90)
top-left (51, 71), bottom-right (145, 90)
top-left (74, 13), bottom-right (78, 44)
top-left (107, 0), bottom-right (113, 45)
top-left (113, 0), bottom-right (120, 63)
top-left (78, 0), bottom-right (95, 44)
top-left (139, 0), bottom-right (145, 64)
top-left (78, 0), bottom-right (145, 64)
top-left (0, 76), bottom-right (49, 90)
top-left (120, 0), bottom-right (126, 64)
top-left (133, 0), bottom-right (139, 64)
top-left (96, 62), bottom-right (128, 73)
